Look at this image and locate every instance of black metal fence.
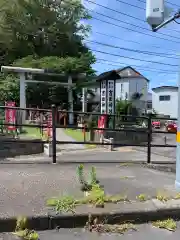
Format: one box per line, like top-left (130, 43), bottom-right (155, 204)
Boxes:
top-left (0, 105), bottom-right (177, 163)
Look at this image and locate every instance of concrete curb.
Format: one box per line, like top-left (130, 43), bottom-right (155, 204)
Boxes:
top-left (145, 163), bottom-right (176, 173)
top-left (0, 159), bottom-right (176, 165)
top-left (2, 204), bottom-right (180, 233)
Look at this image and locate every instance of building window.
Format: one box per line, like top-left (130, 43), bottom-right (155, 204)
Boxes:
top-left (159, 95), bottom-right (170, 101)
top-left (147, 102), bottom-right (152, 109)
top-left (121, 83), bottom-right (123, 92)
top-left (125, 92), bottom-right (128, 100)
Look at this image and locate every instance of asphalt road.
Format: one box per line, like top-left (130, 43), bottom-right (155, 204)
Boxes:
top-left (133, 130), bottom-right (176, 159)
top-left (2, 223), bottom-right (180, 239)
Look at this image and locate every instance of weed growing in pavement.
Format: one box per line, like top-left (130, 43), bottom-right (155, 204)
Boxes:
top-left (175, 193), bottom-right (180, 199)
top-left (156, 191), bottom-right (170, 202)
top-left (119, 163), bottom-right (135, 167)
top-left (90, 166), bottom-right (100, 185)
top-left (152, 219), bottom-right (176, 231)
top-left (47, 189), bottom-right (129, 213)
top-left (120, 176), bottom-right (130, 180)
top-left (85, 214), bottom-right (137, 234)
top-left (77, 164), bottom-right (92, 192)
top-left (55, 195), bottom-right (76, 213)
top-left (77, 165), bottom-right (101, 192)
top-left (136, 194), bottom-right (147, 202)
top-left (13, 216), bottom-right (39, 240)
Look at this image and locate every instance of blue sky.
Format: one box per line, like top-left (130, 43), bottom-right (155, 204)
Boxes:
top-left (82, 0), bottom-right (180, 91)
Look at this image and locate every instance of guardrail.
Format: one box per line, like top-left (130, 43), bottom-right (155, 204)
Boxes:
top-left (0, 105), bottom-right (177, 164)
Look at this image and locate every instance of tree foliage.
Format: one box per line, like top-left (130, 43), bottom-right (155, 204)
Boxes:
top-left (0, 0), bottom-right (96, 107)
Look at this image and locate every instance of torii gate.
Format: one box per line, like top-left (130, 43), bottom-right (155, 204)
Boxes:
top-left (1, 66), bottom-right (86, 125)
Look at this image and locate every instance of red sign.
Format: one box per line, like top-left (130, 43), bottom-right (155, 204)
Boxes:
top-left (5, 102), bottom-right (16, 131)
top-left (47, 113), bottom-right (52, 138)
top-left (98, 115), bottom-right (107, 134)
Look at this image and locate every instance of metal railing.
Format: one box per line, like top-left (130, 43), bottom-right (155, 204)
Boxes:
top-left (0, 105), bottom-right (176, 164)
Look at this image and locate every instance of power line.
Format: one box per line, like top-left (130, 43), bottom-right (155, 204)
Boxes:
top-left (116, 0), bottom-right (145, 10)
top-left (93, 31), bottom-right (178, 52)
top-left (91, 13), bottom-right (180, 44)
top-left (86, 0), bottom-right (180, 35)
top-left (137, 0), bottom-right (180, 9)
top-left (92, 49), bottom-right (179, 67)
top-left (96, 58), bottom-right (178, 74)
top-left (86, 40), bottom-right (180, 59)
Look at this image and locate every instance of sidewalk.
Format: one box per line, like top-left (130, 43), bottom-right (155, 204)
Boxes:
top-left (1, 150), bottom-right (176, 164)
top-left (0, 163), bottom-right (178, 219)
top-left (56, 128), bottom-right (85, 151)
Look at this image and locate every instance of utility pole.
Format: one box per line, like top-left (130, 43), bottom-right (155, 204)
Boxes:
top-left (146, 1), bottom-right (180, 190)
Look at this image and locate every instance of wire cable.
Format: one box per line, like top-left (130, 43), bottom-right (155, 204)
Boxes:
top-left (86, 40), bottom-right (180, 59)
top-left (93, 31), bottom-right (178, 52)
top-left (92, 49), bottom-right (179, 67)
top-left (91, 13), bottom-right (180, 44)
top-left (86, 0), bottom-right (180, 35)
top-left (96, 58), bottom-right (178, 74)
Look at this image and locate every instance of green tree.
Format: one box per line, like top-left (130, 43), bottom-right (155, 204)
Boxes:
top-left (0, 0), bottom-right (95, 107)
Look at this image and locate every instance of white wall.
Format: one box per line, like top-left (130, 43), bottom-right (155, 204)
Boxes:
top-left (152, 88), bottom-right (178, 118)
top-left (129, 78), bottom-right (148, 102)
top-left (115, 79), bottom-right (129, 100)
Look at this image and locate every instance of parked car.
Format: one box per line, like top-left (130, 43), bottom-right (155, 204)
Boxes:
top-left (152, 120), bottom-right (160, 129)
top-left (166, 121), bottom-right (177, 133)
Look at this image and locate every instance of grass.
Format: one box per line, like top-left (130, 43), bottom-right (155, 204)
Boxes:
top-left (64, 128), bottom-right (96, 149)
top-left (20, 127), bottom-right (43, 139)
top-left (152, 219), bottom-right (176, 231)
top-left (47, 189), bottom-right (129, 213)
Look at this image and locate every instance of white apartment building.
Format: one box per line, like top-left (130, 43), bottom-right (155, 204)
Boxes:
top-left (152, 86), bottom-right (178, 118)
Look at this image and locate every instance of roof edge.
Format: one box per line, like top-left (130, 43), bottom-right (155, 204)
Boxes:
top-left (152, 86), bottom-right (178, 91)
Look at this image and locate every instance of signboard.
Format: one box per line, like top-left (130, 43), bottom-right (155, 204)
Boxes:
top-left (5, 102), bottom-right (16, 131)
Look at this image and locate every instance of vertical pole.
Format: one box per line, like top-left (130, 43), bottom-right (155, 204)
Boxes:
top-left (175, 67), bottom-right (180, 190)
top-left (51, 104), bottom-right (56, 164)
top-left (68, 75), bottom-right (74, 125)
top-left (19, 73), bottom-right (26, 127)
top-left (82, 88), bottom-right (87, 113)
top-left (147, 115), bottom-right (152, 164)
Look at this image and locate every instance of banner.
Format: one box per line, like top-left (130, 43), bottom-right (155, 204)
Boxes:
top-left (47, 113), bottom-right (52, 138)
top-left (98, 114), bottom-right (107, 134)
top-left (5, 102), bottom-right (16, 131)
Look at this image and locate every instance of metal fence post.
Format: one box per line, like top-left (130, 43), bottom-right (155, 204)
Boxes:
top-left (147, 115), bottom-right (152, 164)
top-left (51, 104), bottom-right (57, 164)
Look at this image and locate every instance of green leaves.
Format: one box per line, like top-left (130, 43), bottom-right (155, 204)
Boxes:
top-left (0, 0), bottom-right (96, 107)
top-left (13, 53), bottom-right (95, 74)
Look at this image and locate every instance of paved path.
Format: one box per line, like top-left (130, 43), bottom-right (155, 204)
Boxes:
top-left (133, 131), bottom-right (176, 159)
top-left (3, 150), bottom-right (176, 164)
top-left (2, 223), bottom-right (180, 239)
top-left (56, 128), bottom-right (85, 151)
top-left (0, 163), bottom-right (177, 218)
